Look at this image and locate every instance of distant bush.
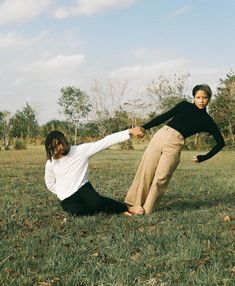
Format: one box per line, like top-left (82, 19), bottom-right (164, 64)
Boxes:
top-left (119, 140), bottom-right (134, 150)
top-left (14, 139), bottom-right (27, 150)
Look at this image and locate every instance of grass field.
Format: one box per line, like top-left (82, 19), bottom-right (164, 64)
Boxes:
top-left (0, 145), bottom-right (234, 286)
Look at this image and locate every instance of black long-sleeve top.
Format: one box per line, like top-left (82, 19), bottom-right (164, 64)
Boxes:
top-left (142, 101), bottom-right (225, 163)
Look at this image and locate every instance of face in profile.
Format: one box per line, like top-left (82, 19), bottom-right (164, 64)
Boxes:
top-left (194, 90), bottom-right (210, 109)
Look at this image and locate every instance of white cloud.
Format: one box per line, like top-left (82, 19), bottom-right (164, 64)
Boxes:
top-left (54, 0), bottom-right (137, 19)
top-left (24, 54), bottom-right (86, 73)
top-left (107, 58), bottom-right (190, 98)
top-left (0, 31), bottom-right (48, 48)
top-left (134, 48), bottom-right (160, 59)
top-left (0, 32), bottom-right (21, 48)
top-left (1, 53), bottom-right (87, 124)
top-left (168, 5), bottom-right (192, 18)
top-left (134, 48), bottom-right (150, 58)
top-left (0, 0), bottom-right (51, 25)
top-left (187, 67), bottom-right (229, 92)
top-left (13, 76), bottom-right (27, 87)
top-left (108, 63), bottom-right (230, 104)
top-left (109, 58), bottom-right (189, 83)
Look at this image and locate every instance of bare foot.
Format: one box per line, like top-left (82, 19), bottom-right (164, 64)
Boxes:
top-left (128, 206), bottom-right (144, 215)
top-left (123, 211), bottom-right (133, 217)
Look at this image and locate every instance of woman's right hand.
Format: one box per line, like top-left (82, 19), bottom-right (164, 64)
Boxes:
top-left (191, 156), bottom-right (198, 163)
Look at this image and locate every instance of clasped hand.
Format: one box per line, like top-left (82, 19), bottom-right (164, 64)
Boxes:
top-left (129, 127), bottom-right (145, 139)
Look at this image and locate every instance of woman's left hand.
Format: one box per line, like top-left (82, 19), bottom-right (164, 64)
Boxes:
top-left (191, 156), bottom-right (198, 163)
top-left (129, 127), bottom-right (145, 138)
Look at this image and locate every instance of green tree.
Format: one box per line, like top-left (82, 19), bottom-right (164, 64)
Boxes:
top-left (10, 103), bottom-right (39, 139)
top-left (210, 71), bottom-right (235, 145)
top-left (41, 120), bottom-right (73, 139)
top-left (58, 86), bottom-right (91, 144)
top-left (77, 121), bottom-right (100, 139)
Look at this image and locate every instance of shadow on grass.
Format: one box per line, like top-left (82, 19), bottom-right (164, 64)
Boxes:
top-left (157, 193), bottom-right (235, 212)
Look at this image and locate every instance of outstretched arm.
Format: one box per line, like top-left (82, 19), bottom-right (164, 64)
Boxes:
top-left (142, 101), bottom-right (186, 130)
top-left (85, 127), bottom-right (145, 157)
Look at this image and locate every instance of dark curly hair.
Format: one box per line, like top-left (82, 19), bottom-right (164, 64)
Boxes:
top-left (45, 130), bottom-right (70, 161)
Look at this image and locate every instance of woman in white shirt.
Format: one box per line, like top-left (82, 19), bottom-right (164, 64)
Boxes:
top-left (44, 128), bottom-right (144, 217)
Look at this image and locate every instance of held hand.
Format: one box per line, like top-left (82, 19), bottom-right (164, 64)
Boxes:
top-left (129, 127), bottom-right (145, 139)
top-left (191, 156), bottom-right (198, 163)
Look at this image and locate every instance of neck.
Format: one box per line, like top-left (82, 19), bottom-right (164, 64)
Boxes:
top-left (53, 154), bottom-right (64, 160)
top-left (193, 103), bottom-right (207, 111)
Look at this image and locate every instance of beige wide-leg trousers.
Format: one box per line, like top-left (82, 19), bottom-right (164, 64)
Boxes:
top-left (125, 126), bottom-right (185, 214)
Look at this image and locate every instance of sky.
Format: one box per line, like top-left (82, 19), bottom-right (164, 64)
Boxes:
top-left (0, 0), bottom-right (235, 124)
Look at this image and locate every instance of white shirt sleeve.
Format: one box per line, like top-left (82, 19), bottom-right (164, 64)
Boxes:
top-left (85, 129), bottom-right (130, 157)
top-left (44, 160), bottom-right (57, 194)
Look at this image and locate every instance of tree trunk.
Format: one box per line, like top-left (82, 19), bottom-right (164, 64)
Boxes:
top-left (2, 135), bottom-right (9, 150)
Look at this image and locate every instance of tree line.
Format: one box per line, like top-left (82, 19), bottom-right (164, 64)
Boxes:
top-left (0, 71), bottom-right (235, 150)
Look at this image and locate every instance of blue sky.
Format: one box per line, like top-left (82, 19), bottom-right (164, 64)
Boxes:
top-left (0, 0), bottom-right (235, 124)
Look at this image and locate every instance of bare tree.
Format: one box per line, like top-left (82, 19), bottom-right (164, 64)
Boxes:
top-left (90, 78), bottom-right (129, 136)
top-left (146, 73), bottom-right (190, 112)
top-left (123, 99), bottom-right (150, 127)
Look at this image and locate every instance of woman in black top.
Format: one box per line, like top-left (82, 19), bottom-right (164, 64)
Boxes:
top-left (125, 84), bottom-right (225, 214)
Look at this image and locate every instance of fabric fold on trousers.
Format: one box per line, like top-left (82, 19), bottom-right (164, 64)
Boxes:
top-left (125, 125), bottom-right (185, 214)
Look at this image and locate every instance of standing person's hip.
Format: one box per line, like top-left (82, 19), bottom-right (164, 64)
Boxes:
top-left (151, 125), bottom-right (185, 151)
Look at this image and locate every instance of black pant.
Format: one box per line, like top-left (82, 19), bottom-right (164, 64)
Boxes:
top-left (60, 182), bottom-right (128, 216)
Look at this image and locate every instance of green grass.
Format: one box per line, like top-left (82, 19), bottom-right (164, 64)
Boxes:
top-left (0, 146), bottom-right (234, 286)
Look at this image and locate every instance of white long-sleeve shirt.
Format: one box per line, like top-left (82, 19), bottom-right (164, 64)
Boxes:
top-left (44, 129), bottom-right (130, 201)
